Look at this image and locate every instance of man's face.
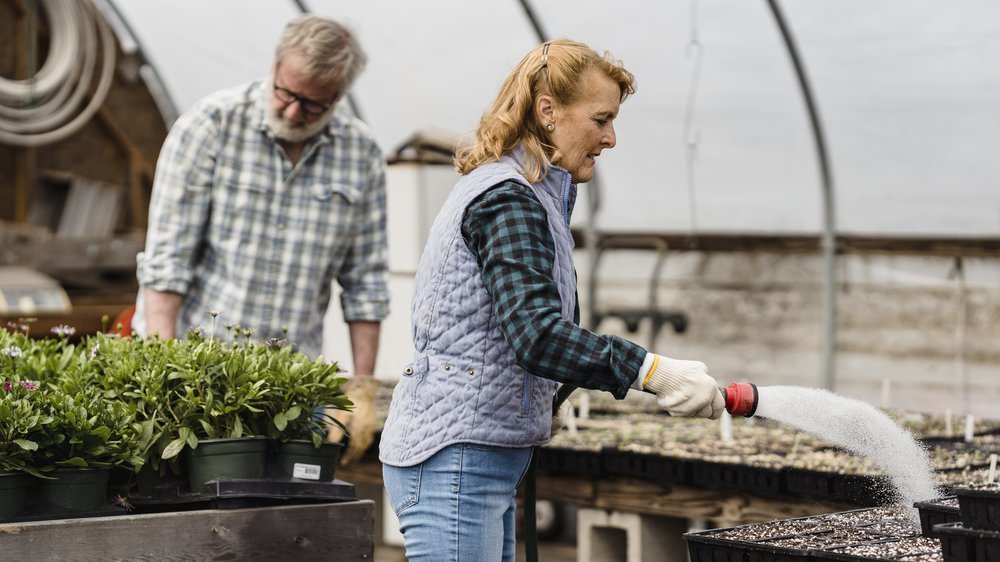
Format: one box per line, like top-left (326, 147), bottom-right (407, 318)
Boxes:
top-left (266, 50), bottom-right (340, 143)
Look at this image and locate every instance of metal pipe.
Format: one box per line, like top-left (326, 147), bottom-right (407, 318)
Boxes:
top-left (767, 0), bottom-right (838, 390)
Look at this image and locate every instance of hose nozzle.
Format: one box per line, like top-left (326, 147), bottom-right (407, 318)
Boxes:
top-left (721, 382), bottom-right (758, 417)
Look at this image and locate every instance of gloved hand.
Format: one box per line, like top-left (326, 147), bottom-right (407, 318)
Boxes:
top-left (326, 376), bottom-right (379, 465)
top-left (642, 354), bottom-right (725, 419)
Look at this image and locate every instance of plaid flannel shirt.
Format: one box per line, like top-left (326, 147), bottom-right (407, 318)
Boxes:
top-left (461, 180), bottom-right (646, 398)
top-left (136, 81), bottom-right (389, 357)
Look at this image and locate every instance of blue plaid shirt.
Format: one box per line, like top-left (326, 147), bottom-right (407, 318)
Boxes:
top-left (462, 180), bottom-right (646, 398)
top-left (136, 81), bottom-right (389, 358)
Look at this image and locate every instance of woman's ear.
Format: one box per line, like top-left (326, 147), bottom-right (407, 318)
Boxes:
top-left (535, 94), bottom-right (555, 128)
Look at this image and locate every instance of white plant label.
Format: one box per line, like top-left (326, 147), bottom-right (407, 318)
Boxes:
top-left (293, 463), bottom-right (322, 480)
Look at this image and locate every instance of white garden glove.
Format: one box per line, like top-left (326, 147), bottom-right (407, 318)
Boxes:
top-left (642, 354), bottom-right (725, 419)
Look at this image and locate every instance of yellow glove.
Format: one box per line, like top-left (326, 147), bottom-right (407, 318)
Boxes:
top-left (643, 354), bottom-right (725, 419)
top-left (326, 376), bottom-right (379, 465)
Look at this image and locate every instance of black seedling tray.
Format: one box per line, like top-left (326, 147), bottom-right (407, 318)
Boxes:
top-left (685, 526), bottom-right (814, 562)
top-left (126, 477), bottom-right (357, 513)
top-left (914, 496), bottom-right (962, 537)
top-left (811, 536), bottom-right (943, 561)
top-left (955, 486), bottom-right (1000, 532)
top-left (686, 506), bottom-right (932, 562)
top-left (601, 449), bottom-right (692, 485)
top-left (535, 446), bottom-right (602, 476)
top-left (689, 460), bottom-right (784, 496)
top-left (935, 521), bottom-right (1000, 562)
top-left (784, 467), bottom-right (892, 506)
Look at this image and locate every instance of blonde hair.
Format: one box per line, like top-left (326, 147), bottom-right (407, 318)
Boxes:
top-left (275, 15), bottom-right (366, 91)
top-left (455, 39), bottom-right (636, 182)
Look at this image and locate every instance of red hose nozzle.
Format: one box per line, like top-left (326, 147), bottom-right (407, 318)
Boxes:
top-left (722, 382), bottom-right (758, 417)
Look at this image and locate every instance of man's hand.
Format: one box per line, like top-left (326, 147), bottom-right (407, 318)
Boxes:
top-left (326, 376), bottom-right (380, 465)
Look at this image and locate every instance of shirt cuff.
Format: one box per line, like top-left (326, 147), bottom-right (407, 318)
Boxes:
top-left (632, 352), bottom-right (655, 391)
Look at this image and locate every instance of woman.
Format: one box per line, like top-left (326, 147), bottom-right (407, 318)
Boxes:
top-left (379, 39), bottom-right (724, 561)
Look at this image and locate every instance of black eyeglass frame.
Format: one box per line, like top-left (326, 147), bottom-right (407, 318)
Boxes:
top-left (272, 83), bottom-right (338, 116)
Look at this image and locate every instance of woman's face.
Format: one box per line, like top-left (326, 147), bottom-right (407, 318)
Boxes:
top-left (546, 69), bottom-right (621, 184)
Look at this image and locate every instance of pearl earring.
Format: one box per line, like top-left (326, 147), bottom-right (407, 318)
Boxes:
top-left (546, 123), bottom-right (554, 132)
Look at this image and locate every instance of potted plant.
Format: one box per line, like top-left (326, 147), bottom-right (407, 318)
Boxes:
top-left (29, 384), bottom-right (145, 511)
top-left (0, 373), bottom-right (52, 517)
top-left (156, 329), bottom-right (274, 492)
top-left (254, 338), bottom-right (351, 481)
top-left (79, 332), bottom-right (182, 493)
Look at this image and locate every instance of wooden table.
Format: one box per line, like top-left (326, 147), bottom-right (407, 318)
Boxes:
top-left (0, 500), bottom-right (374, 561)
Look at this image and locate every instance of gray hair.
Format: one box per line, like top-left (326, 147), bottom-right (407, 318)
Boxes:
top-left (275, 15), bottom-right (367, 92)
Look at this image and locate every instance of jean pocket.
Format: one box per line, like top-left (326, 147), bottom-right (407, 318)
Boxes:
top-left (384, 463), bottom-right (421, 515)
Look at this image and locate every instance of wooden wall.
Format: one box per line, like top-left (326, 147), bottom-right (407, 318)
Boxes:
top-left (0, 0), bottom-right (167, 231)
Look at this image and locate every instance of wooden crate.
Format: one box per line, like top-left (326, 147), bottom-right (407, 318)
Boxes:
top-left (0, 500), bottom-right (374, 561)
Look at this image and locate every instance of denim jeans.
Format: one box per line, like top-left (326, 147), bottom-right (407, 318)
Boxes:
top-left (382, 443), bottom-right (534, 562)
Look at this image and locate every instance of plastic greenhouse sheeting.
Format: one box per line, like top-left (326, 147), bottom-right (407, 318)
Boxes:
top-left (108, 0), bottom-right (1000, 237)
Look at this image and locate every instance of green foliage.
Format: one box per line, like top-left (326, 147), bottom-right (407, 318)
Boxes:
top-left (32, 387), bottom-right (145, 471)
top-left (253, 341), bottom-right (350, 447)
top-left (0, 376), bottom-right (53, 478)
top-left (0, 322), bottom-right (353, 474)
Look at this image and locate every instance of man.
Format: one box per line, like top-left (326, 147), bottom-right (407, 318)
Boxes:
top-left (134, 15), bottom-right (386, 464)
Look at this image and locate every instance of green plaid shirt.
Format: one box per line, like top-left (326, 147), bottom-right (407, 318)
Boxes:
top-left (462, 180), bottom-right (646, 399)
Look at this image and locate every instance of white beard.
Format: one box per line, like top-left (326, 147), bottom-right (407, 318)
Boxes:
top-left (264, 80), bottom-right (336, 143)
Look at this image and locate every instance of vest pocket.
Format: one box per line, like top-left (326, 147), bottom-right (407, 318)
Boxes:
top-left (521, 373), bottom-right (533, 415)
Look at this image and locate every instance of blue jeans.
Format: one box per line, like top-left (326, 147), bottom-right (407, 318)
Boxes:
top-left (383, 443), bottom-right (534, 562)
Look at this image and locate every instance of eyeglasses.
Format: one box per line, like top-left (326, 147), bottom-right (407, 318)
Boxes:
top-left (273, 83), bottom-right (337, 116)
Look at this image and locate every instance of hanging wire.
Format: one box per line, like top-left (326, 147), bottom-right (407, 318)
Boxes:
top-left (681, 0), bottom-right (703, 248)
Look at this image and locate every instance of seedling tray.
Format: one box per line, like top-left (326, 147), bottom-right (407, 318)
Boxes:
top-left (686, 506), bottom-right (931, 562)
top-left (601, 449), bottom-right (691, 485)
top-left (914, 496), bottom-right (961, 537)
top-left (685, 526), bottom-right (814, 562)
top-left (126, 477), bottom-right (357, 513)
top-left (784, 467), bottom-right (891, 506)
top-left (535, 446), bottom-right (602, 476)
top-left (690, 460), bottom-right (784, 496)
top-left (812, 536), bottom-right (943, 561)
top-left (935, 521), bottom-right (1000, 561)
top-left (955, 486), bottom-right (1000, 531)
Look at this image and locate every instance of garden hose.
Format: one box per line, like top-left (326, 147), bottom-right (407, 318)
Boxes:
top-left (0, 0), bottom-right (116, 147)
top-left (524, 383), bottom-right (577, 562)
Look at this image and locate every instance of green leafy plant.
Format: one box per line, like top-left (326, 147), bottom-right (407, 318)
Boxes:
top-left (32, 385), bottom-right (145, 471)
top-left (159, 332), bottom-right (273, 461)
top-left (254, 339), bottom-right (351, 447)
top-left (0, 376), bottom-right (53, 478)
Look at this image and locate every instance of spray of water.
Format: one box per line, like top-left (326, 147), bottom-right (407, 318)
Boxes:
top-left (755, 386), bottom-right (940, 515)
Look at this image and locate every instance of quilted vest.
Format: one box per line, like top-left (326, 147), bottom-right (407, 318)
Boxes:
top-left (379, 152), bottom-right (578, 467)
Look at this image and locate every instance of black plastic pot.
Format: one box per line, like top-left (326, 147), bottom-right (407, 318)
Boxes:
top-left (914, 496), bottom-right (962, 537)
top-left (274, 440), bottom-right (342, 482)
top-left (183, 436), bottom-right (268, 493)
top-left (955, 486), bottom-right (1000, 532)
top-left (935, 521), bottom-right (1000, 562)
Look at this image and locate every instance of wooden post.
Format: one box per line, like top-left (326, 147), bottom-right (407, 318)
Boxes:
top-left (97, 107), bottom-right (154, 230)
top-left (11, 0), bottom-right (35, 222)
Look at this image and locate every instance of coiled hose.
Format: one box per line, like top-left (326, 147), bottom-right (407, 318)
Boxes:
top-left (0, 0), bottom-right (116, 147)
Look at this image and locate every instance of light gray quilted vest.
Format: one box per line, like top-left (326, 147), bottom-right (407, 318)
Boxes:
top-left (379, 152), bottom-right (577, 467)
